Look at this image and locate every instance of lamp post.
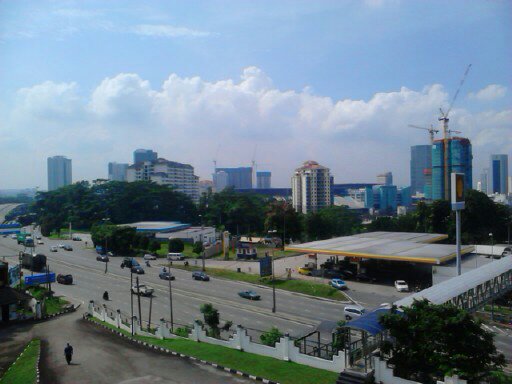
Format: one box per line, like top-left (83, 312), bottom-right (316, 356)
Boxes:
top-left (268, 229), bottom-right (278, 313)
top-left (282, 203), bottom-right (287, 251)
top-left (199, 214), bottom-right (205, 271)
top-left (102, 218), bottom-right (110, 274)
top-left (489, 233), bottom-right (494, 260)
top-left (168, 267), bottom-right (174, 331)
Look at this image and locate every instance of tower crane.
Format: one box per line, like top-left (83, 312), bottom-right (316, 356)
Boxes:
top-left (408, 124), bottom-right (439, 144)
top-left (212, 144), bottom-right (220, 172)
top-left (438, 64), bottom-right (472, 199)
top-left (251, 144), bottom-right (258, 188)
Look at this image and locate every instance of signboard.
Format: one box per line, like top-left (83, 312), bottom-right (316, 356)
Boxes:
top-left (259, 256), bottom-right (272, 277)
top-left (24, 272), bottom-right (55, 286)
top-left (8, 265), bottom-right (21, 287)
top-left (451, 173), bottom-right (465, 211)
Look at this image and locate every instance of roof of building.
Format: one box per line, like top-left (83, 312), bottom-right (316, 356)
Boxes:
top-left (395, 255), bottom-right (512, 308)
top-left (156, 226), bottom-right (216, 239)
top-left (344, 308), bottom-right (392, 336)
top-left (285, 231), bottom-right (474, 264)
top-left (120, 221), bottom-right (190, 233)
top-left (0, 287), bottom-right (33, 306)
top-left (333, 196), bottom-right (366, 209)
top-left (295, 160), bottom-right (328, 171)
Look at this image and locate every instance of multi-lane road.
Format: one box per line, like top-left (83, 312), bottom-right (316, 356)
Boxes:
top-left (0, 231), bottom-right (348, 339)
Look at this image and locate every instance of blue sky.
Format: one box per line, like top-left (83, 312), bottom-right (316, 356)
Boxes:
top-left (0, 0), bottom-right (510, 189)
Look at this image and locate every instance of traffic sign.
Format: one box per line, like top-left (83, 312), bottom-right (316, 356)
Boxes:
top-left (25, 272), bottom-right (55, 286)
top-left (259, 256), bottom-right (272, 277)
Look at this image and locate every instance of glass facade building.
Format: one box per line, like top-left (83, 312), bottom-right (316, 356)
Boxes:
top-left (47, 156), bottom-right (72, 191)
top-left (410, 145), bottom-right (432, 196)
top-left (489, 154), bottom-right (508, 194)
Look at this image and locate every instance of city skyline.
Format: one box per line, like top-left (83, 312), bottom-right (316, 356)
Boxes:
top-left (1, 0), bottom-right (511, 189)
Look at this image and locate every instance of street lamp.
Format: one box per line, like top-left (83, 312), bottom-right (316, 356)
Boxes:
top-left (489, 233), bottom-right (494, 260)
top-left (268, 229), bottom-right (278, 313)
top-left (199, 214), bottom-right (205, 272)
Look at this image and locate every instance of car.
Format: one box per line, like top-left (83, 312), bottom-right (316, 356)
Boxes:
top-left (143, 254), bottom-right (157, 261)
top-left (58, 243), bottom-right (65, 248)
top-left (72, 236), bottom-right (81, 241)
top-left (121, 257), bottom-right (138, 269)
top-left (11, 234), bottom-right (17, 239)
top-left (167, 253), bottom-right (185, 261)
top-left (355, 273), bottom-right (376, 283)
top-left (238, 290), bottom-right (261, 300)
top-left (330, 278), bottom-right (347, 290)
top-left (96, 254), bottom-right (109, 262)
top-left (394, 280), bottom-right (409, 292)
top-left (297, 267), bottom-right (313, 276)
top-left (340, 270), bottom-right (355, 280)
top-left (57, 274), bottom-right (73, 285)
top-left (36, 240), bottom-right (44, 245)
top-left (131, 265), bottom-right (145, 274)
top-left (344, 305), bottom-right (365, 321)
top-left (63, 245), bottom-right (73, 251)
top-left (131, 284), bottom-right (154, 296)
top-left (192, 271), bottom-right (210, 281)
top-left (107, 251), bottom-right (115, 257)
top-left (50, 246), bottom-right (58, 252)
top-left (159, 271), bottom-right (175, 280)
top-left (35, 235), bottom-right (42, 240)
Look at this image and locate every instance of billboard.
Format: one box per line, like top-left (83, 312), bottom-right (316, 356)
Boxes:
top-left (259, 256), bottom-right (272, 277)
top-left (8, 265), bottom-right (21, 287)
top-left (25, 272), bottom-right (55, 286)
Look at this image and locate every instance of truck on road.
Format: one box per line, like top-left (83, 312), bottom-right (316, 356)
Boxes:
top-left (21, 252), bottom-right (47, 272)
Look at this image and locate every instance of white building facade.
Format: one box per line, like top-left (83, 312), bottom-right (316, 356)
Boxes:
top-left (291, 160), bottom-right (332, 213)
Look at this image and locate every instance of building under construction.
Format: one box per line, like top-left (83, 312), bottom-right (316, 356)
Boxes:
top-left (431, 136), bottom-right (472, 200)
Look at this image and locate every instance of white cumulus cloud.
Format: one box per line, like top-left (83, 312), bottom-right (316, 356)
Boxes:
top-left (468, 84), bottom-right (507, 101)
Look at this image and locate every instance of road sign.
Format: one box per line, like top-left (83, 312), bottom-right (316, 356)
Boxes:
top-left (451, 173), bottom-right (465, 211)
top-left (259, 256), bottom-right (272, 277)
top-left (25, 272), bottom-right (55, 286)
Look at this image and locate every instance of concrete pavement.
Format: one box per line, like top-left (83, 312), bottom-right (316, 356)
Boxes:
top-left (0, 311), bottom-right (252, 384)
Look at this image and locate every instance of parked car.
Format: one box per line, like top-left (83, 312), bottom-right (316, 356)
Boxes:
top-left (297, 266), bottom-right (313, 276)
top-left (339, 270), bottom-right (355, 280)
top-left (159, 271), bottom-right (175, 280)
top-left (131, 284), bottom-right (154, 296)
top-left (167, 253), bottom-right (185, 261)
top-left (37, 240), bottom-right (44, 245)
top-left (238, 290), bottom-right (261, 300)
top-left (63, 245), bottom-right (73, 251)
top-left (192, 271), bottom-right (210, 281)
top-left (50, 246), bottom-right (58, 252)
top-left (143, 254), bottom-right (157, 261)
top-left (355, 273), bottom-right (376, 283)
top-left (72, 236), bottom-right (82, 241)
top-left (96, 254), bottom-right (109, 262)
top-left (343, 305), bottom-right (365, 321)
top-left (394, 280), bottom-right (409, 292)
top-left (131, 265), bottom-right (145, 274)
top-left (57, 274), bottom-right (73, 285)
top-left (330, 278), bottom-right (347, 290)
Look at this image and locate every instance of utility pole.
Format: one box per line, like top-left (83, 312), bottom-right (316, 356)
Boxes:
top-left (148, 295), bottom-right (153, 332)
top-left (168, 267), bottom-right (174, 331)
top-left (130, 270), bottom-right (134, 336)
top-left (272, 247), bottom-right (276, 313)
top-left (136, 276), bottom-right (142, 325)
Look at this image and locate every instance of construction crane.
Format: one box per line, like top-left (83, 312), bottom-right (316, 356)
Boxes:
top-left (251, 145), bottom-right (258, 188)
top-left (408, 124), bottom-right (439, 144)
top-left (212, 144), bottom-right (220, 172)
top-left (438, 64), bottom-right (472, 199)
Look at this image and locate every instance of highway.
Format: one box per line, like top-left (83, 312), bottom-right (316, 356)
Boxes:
top-left (0, 203), bottom-right (20, 223)
top-left (0, 232), bottom-right (347, 340)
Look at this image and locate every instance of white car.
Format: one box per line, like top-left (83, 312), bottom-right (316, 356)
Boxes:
top-left (58, 243), bottom-right (65, 248)
top-left (131, 284), bottom-right (154, 296)
top-left (344, 305), bottom-right (366, 321)
top-left (143, 254), bottom-right (157, 261)
top-left (394, 280), bottom-right (409, 292)
top-left (37, 240), bottom-right (44, 245)
top-left (11, 234), bottom-right (17, 239)
top-left (50, 246), bottom-right (58, 252)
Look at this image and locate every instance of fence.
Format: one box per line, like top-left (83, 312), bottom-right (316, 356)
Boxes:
top-left (88, 300), bottom-right (347, 372)
top-left (293, 330), bottom-right (338, 360)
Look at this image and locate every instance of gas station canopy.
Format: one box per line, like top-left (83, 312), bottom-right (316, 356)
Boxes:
top-left (285, 231), bottom-right (474, 265)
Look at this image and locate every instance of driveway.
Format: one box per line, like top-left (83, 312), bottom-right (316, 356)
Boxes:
top-left (0, 311), bottom-right (252, 384)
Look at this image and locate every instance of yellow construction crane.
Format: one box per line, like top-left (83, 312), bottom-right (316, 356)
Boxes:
top-left (408, 124), bottom-right (439, 144)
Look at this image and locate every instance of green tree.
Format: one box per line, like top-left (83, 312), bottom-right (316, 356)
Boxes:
top-left (380, 299), bottom-right (505, 384)
top-left (168, 238), bottom-right (185, 253)
top-left (193, 241), bottom-right (204, 256)
top-left (149, 240), bottom-right (161, 253)
top-left (304, 206), bottom-right (361, 240)
top-left (264, 200), bottom-right (303, 243)
top-left (260, 327), bottom-right (283, 347)
top-left (139, 236), bottom-right (150, 250)
top-left (91, 224), bottom-right (136, 254)
top-left (199, 303), bottom-right (232, 338)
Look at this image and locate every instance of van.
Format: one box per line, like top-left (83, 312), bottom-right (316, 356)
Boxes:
top-left (167, 253), bottom-right (185, 261)
top-left (343, 305), bottom-right (366, 321)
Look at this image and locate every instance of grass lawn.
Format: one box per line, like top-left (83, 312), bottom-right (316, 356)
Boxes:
top-left (26, 286), bottom-right (69, 315)
top-left (0, 339), bottom-right (40, 384)
top-left (170, 265), bottom-right (348, 301)
top-left (90, 318), bottom-right (338, 384)
top-left (483, 305), bottom-right (512, 316)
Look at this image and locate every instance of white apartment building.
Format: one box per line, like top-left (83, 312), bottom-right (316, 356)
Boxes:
top-left (126, 158), bottom-right (199, 203)
top-left (291, 160), bottom-right (332, 213)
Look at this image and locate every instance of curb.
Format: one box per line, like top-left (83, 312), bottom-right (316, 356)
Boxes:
top-left (2, 339), bottom-right (41, 383)
top-left (35, 340), bottom-right (41, 384)
top-left (84, 315), bottom-right (280, 384)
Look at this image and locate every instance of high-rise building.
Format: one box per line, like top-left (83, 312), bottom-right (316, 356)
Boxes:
top-left (410, 145), bottom-right (432, 196)
top-left (133, 149), bottom-right (158, 164)
top-left (108, 162), bottom-right (128, 181)
top-left (199, 180), bottom-right (214, 196)
top-left (47, 156), bottom-right (72, 191)
top-left (256, 171), bottom-right (271, 189)
top-left (213, 171), bottom-right (229, 192)
top-left (126, 158), bottom-right (199, 202)
top-left (376, 172), bottom-right (393, 186)
top-left (432, 137), bottom-right (472, 200)
top-left (479, 169), bottom-right (489, 194)
top-left (489, 154), bottom-right (509, 194)
top-left (213, 167), bottom-right (253, 189)
top-left (291, 160), bottom-right (332, 213)
top-left (373, 185), bottom-right (398, 212)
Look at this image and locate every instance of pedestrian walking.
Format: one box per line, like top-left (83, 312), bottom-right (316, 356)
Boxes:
top-left (64, 343), bottom-right (73, 365)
